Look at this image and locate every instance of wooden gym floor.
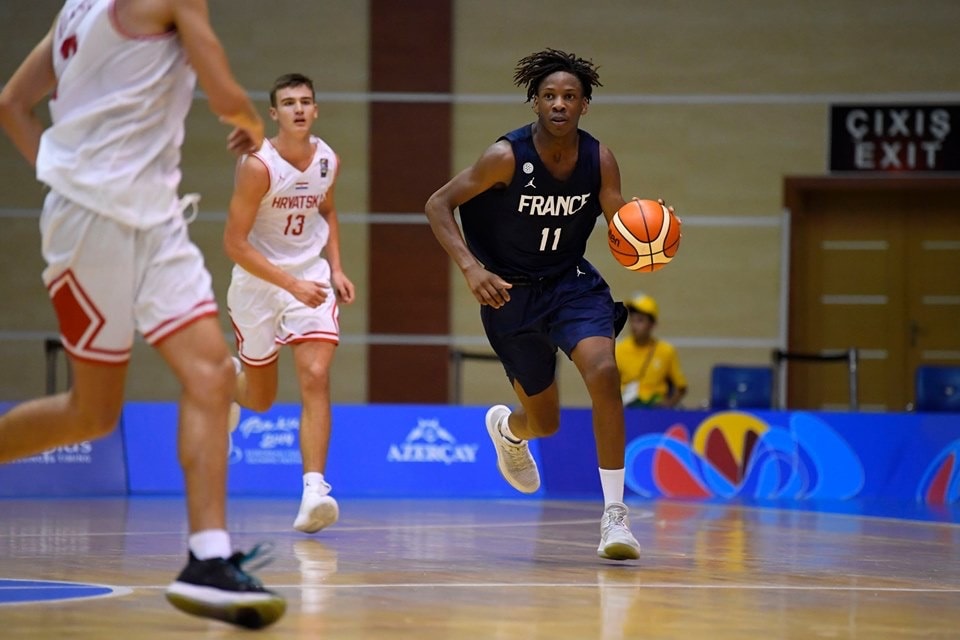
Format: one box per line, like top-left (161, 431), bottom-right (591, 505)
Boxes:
top-left (1, 497), bottom-right (959, 638)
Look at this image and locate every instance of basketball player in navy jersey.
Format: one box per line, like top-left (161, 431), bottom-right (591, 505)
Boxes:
top-left (425, 48), bottom-right (644, 560)
top-left (0, 0), bottom-right (284, 628)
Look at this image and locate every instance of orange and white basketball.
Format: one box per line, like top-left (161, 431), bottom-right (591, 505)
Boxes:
top-left (607, 199), bottom-right (682, 272)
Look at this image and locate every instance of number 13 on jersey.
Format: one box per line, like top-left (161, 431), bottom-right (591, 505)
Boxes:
top-left (284, 214), bottom-right (305, 236)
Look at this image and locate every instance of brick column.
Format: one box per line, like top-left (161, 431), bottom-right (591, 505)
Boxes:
top-left (367, 0), bottom-right (452, 402)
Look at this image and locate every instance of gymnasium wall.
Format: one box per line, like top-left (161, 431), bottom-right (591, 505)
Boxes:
top-left (1, 1), bottom-right (959, 408)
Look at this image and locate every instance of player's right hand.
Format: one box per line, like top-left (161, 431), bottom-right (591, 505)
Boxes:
top-left (464, 264), bottom-right (511, 309)
top-left (289, 280), bottom-right (328, 308)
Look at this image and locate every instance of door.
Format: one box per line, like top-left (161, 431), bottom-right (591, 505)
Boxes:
top-left (905, 196), bottom-right (960, 390)
top-left (785, 177), bottom-right (960, 411)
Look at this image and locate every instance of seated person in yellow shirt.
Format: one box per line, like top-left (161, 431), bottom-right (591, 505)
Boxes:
top-left (615, 294), bottom-right (687, 409)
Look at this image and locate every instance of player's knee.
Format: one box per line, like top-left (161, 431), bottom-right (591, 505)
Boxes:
top-left (184, 355), bottom-right (235, 407)
top-left (298, 361), bottom-right (330, 395)
top-left (583, 358), bottom-right (620, 389)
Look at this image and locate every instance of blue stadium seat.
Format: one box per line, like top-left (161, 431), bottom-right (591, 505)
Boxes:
top-left (915, 365), bottom-right (960, 413)
top-left (710, 365), bottom-right (774, 410)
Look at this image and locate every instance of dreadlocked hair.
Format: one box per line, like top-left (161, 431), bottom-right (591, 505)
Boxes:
top-left (513, 48), bottom-right (602, 103)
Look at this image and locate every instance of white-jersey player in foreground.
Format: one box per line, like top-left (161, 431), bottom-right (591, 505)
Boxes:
top-left (0, 0), bottom-right (285, 629)
top-left (224, 73), bottom-right (355, 534)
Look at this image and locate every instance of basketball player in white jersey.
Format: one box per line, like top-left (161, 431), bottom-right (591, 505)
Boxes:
top-left (224, 73), bottom-right (355, 534)
top-left (0, 0), bottom-right (285, 629)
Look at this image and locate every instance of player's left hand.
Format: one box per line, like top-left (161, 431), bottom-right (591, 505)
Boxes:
top-left (630, 196), bottom-right (675, 215)
top-left (656, 197), bottom-right (676, 215)
top-left (226, 126), bottom-right (262, 156)
top-left (332, 270), bottom-right (356, 304)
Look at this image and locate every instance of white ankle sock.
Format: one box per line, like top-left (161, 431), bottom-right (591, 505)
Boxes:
top-left (498, 414), bottom-right (523, 444)
top-left (599, 468), bottom-right (625, 507)
top-left (188, 529), bottom-right (231, 560)
top-left (304, 472), bottom-right (328, 492)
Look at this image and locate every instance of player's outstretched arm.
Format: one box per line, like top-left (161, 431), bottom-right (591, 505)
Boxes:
top-left (169, 0), bottom-right (263, 153)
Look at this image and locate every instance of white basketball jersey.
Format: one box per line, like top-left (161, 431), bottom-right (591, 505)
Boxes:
top-left (36, 0), bottom-right (196, 228)
top-left (245, 136), bottom-right (338, 270)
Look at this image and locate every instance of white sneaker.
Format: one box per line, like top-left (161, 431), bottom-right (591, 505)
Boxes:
top-left (485, 405), bottom-right (540, 493)
top-left (597, 502), bottom-right (641, 560)
top-left (293, 485), bottom-right (339, 534)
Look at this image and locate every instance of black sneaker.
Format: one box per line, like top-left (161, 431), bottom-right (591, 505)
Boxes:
top-left (165, 545), bottom-right (286, 629)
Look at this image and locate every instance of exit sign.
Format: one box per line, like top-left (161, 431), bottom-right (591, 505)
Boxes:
top-left (829, 104), bottom-right (960, 173)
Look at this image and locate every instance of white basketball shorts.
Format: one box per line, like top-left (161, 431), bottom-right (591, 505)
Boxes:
top-left (227, 257), bottom-right (340, 366)
top-left (40, 191), bottom-right (218, 364)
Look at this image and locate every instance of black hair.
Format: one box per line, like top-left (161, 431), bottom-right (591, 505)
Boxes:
top-left (269, 73), bottom-right (315, 107)
top-left (513, 48), bottom-right (602, 102)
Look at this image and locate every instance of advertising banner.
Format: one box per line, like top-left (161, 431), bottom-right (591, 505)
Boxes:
top-left (123, 402), bottom-right (542, 498)
top-left (540, 408), bottom-right (960, 509)
top-left (0, 402), bottom-right (128, 497)
top-left (10, 401), bottom-right (955, 513)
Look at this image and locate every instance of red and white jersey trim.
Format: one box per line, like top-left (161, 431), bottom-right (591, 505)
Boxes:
top-left (144, 300), bottom-right (219, 345)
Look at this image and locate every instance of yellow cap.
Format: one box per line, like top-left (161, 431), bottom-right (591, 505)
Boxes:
top-left (625, 293), bottom-right (658, 321)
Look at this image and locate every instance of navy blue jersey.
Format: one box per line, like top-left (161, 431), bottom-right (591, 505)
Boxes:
top-left (458, 124), bottom-right (603, 280)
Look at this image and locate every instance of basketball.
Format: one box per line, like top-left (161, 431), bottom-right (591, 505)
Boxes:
top-left (607, 199), bottom-right (682, 272)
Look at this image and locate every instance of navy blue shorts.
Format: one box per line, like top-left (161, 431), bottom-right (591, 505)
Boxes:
top-left (481, 259), bottom-right (627, 397)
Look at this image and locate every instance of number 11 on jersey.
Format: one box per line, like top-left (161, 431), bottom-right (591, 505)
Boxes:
top-left (540, 227), bottom-right (561, 251)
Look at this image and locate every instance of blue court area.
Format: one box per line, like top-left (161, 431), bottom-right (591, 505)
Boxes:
top-left (0, 579), bottom-right (125, 605)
